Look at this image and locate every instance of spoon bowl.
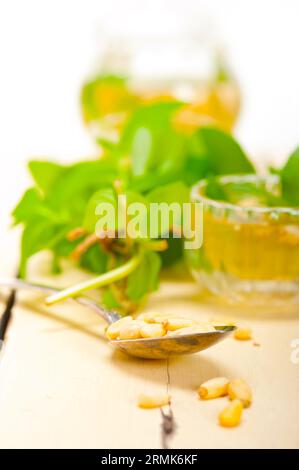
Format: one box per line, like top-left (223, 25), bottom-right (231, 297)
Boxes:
top-left (111, 326), bottom-right (235, 359)
top-left (0, 278), bottom-right (235, 359)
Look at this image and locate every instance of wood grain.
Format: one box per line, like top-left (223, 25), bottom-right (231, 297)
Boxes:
top-left (0, 277), bottom-right (298, 449)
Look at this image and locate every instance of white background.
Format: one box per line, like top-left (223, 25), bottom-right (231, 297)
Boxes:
top-left (1, 0), bottom-right (299, 233)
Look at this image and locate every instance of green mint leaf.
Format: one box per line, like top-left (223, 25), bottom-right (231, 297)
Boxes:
top-left (281, 146), bottom-right (299, 206)
top-left (147, 182), bottom-right (190, 236)
top-left (146, 182), bottom-right (189, 266)
top-left (83, 187), bottom-right (148, 236)
top-left (12, 188), bottom-right (42, 225)
top-left (83, 187), bottom-right (117, 233)
top-left (46, 160), bottom-right (117, 223)
top-left (120, 102), bottom-right (185, 177)
top-left (12, 188), bottom-right (58, 226)
top-left (147, 181), bottom-right (190, 205)
top-left (102, 288), bottom-right (122, 310)
top-left (79, 244), bottom-right (108, 274)
top-left (28, 160), bottom-right (65, 195)
top-left (160, 236), bottom-right (184, 267)
top-left (194, 127), bottom-right (255, 175)
top-left (126, 250), bottom-right (161, 301)
top-left (129, 168), bottom-right (183, 193)
top-left (19, 218), bottom-right (67, 278)
top-left (205, 176), bottom-right (228, 201)
top-left (180, 155), bottom-right (210, 186)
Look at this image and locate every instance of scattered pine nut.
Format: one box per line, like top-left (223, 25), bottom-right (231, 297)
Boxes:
top-left (228, 379), bottom-right (252, 408)
top-left (234, 326), bottom-right (252, 341)
top-left (198, 377), bottom-right (229, 400)
top-left (138, 393), bottom-right (171, 409)
top-left (218, 399), bottom-right (243, 427)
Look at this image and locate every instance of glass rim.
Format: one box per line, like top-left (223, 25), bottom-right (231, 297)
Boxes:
top-left (191, 174), bottom-right (299, 217)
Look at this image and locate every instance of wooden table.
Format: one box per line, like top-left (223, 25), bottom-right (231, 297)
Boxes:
top-left (0, 253), bottom-right (298, 449)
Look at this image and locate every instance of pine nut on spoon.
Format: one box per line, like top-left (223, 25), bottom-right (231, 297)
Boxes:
top-left (140, 323), bottom-right (166, 338)
top-left (0, 278), bottom-right (236, 360)
top-left (105, 316), bottom-right (133, 340)
top-left (107, 315), bottom-right (235, 359)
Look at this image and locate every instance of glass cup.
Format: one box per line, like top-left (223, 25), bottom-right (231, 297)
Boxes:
top-left (81, 34), bottom-right (240, 144)
top-left (186, 175), bottom-right (299, 313)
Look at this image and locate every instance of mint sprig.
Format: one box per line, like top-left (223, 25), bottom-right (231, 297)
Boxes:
top-left (12, 100), bottom-right (258, 312)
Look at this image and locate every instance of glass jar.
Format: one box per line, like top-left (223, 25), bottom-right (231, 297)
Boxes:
top-left (186, 175), bottom-right (299, 313)
top-left (80, 33), bottom-right (240, 144)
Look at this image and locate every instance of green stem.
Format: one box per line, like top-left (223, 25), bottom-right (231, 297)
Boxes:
top-left (45, 249), bottom-right (143, 306)
top-left (141, 239), bottom-right (168, 252)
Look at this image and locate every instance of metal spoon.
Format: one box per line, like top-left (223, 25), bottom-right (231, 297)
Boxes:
top-left (0, 278), bottom-right (235, 359)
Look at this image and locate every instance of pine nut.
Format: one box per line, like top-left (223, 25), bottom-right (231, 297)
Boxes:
top-left (228, 379), bottom-right (252, 408)
top-left (166, 317), bottom-right (197, 331)
top-left (118, 321), bottom-right (145, 340)
top-left (151, 316), bottom-right (172, 325)
top-left (138, 393), bottom-right (171, 409)
top-left (218, 399), bottom-right (243, 427)
top-left (198, 377), bottom-right (229, 400)
top-left (168, 324), bottom-right (215, 336)
top-left (209, 317), bottom-right (236, 327)
top-left (234, 326), bottom-right (252, 341)
top-left (136, 312), bottom-right (165, 322)
top-left (107, 313), bottom-right (217, 341)
top-left (106, 316), bottom-right (133, 340)
top-left (140, 323), bottom-right (166, 338)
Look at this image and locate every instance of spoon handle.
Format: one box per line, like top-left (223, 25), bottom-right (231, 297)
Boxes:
top-left (0, 278), bottom-right (120, 324)
top-left (0, 289), bottom-right (16, 352)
